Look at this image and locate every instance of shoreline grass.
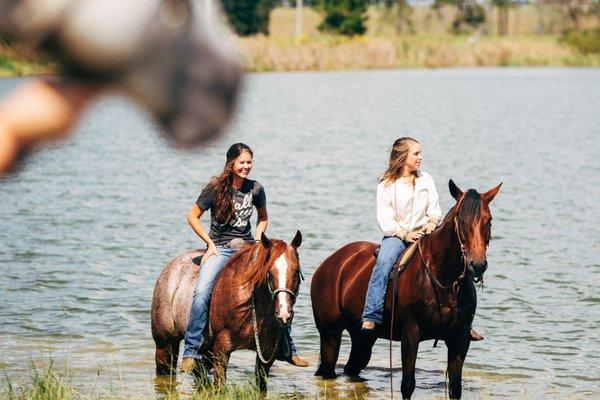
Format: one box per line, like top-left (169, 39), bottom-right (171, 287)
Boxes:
top-left (1, 359), bottom-right (307, 400)
top-left (236, 34), bottom-right (600, 72)
top-left (2, 34), bottom-right (598, 77)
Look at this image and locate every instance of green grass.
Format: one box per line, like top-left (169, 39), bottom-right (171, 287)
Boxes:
top-left (0, 359), bottom-right (308, 400)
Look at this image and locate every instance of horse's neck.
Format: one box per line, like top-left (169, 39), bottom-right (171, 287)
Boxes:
top-left (253, 285), bottom-right (276, 321)
top-left (422, 215), bottom-right (464, 286)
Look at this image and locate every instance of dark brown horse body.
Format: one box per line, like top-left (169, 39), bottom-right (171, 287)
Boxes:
top-left (311, 180), bottom-right (500, 399)
top-left (152, 232), bottom-right (302, 391)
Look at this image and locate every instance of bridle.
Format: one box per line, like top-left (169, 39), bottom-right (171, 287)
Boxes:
top-left (454, 208), bottom-right (485, 284)
top-left (265, 266), bottom-right (304, 301)
top-left (249, 245), bottom-right (304, 364)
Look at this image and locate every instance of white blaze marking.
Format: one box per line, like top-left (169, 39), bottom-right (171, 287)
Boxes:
top-left (274, 254), bottom-right (291, 319)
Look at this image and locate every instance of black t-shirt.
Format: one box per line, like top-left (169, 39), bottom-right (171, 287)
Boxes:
top-left (196, 179), bottom-right (266, 246)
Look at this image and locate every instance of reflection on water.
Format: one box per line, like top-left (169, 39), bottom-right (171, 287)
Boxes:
top-left (1, 68), bottom-right (600, 399)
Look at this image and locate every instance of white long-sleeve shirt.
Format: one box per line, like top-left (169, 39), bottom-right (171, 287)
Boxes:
top-left (376, 171), bottom-right (442, 238)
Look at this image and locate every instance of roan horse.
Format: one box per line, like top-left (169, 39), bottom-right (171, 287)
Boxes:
top-left (311, 180), bottom-right (501, 399)
top-left (151, 231), bottom-right (303, 391)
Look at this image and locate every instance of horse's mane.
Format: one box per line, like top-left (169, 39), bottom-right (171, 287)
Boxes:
top-left (229, 240), bottom-right (289, 289)
top-left (441, 189), bottom-right (481, 226)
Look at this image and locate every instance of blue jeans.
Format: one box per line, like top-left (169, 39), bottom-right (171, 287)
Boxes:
top-left (183, 246), bottom-right (236, 359)
top-left (362, 236), bottom-right (407, 324)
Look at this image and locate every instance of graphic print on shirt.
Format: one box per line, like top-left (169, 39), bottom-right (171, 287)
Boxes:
top-left (230, 192), bottom-right (253, 228)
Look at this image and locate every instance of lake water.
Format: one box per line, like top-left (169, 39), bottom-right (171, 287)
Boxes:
top-left (1, 68), bottom-right (599, 399)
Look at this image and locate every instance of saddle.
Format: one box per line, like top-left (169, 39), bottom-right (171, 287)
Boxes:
top-left (373, 241), bottom-right (419, 279)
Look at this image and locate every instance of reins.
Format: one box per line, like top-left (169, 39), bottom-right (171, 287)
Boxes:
top-left (251, 291), bottom-right (280, 364)
top-left (419, 216), bottom-right (468, 348)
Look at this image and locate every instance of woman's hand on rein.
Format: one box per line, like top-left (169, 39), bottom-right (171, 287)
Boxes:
top-left (422, 222), bottom-right (437, 234)
top-left (201, 243), bottom-right (218, 265)
top-left (405, 231), bottom-right (424, 243)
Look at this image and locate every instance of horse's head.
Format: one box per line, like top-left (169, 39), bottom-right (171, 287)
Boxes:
top-left (449, 179), bottom-right (501, 282)
top-left (260, 231), bottom-right (303, 327)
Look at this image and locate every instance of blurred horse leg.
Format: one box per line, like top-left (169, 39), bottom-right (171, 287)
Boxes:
top-left (446, 332), bottom-right (471, 399)
top-left (155, 338), bottom-right (180, 376)
top-left (315, 326), bottom-right (342, 379)
top-left (344, 329), bottom-right (376, 377)
top-left (400, 324), bottom-right (420, 400)
top-left (212, 330), bottom-right (233, 388)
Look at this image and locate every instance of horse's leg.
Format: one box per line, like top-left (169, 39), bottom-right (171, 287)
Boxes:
top-left (343, 329), bottom-right (376, 377)
top-left (212, 331), bottom-right (233, 388)
top-left (446, 333), bottom-right (471, 399)
top-left (400, 324), bottom-right (420, 400)
top-left (315, 327), bottom-right (342, 379)
top-left (155, 339), bottom-right (180, 376)
top-left (254, 356), bottom-right (274, 393)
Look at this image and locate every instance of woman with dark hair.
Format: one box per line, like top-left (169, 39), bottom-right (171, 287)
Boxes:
top-left (361, 137), bottom-right (483, 340)
top-left (180, 143), bottom-right (308, 373)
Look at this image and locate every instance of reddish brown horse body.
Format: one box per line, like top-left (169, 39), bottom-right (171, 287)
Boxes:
top-left (311, 180), bottom-right (500, 399)
top-left (152, 231), bottom-right (302, 391)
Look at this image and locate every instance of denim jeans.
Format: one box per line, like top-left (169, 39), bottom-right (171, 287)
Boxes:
top-left (362, 236), bottom-right (407, 324)
top-left (183, 246), bottom-right (236, 359)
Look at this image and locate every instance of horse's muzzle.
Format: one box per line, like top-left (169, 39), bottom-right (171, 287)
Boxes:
top-left (469, 260), bottom-right (487, 282)
top-left (276, 310), bottom-right (294, 328)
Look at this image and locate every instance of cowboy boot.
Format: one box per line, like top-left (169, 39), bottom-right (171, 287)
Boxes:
top-left (179, 357), bottom-right (197, 373)
top-left (470, 328), bottom-right (484, 341)
top-left (287, 354), bottom-right (309, 367)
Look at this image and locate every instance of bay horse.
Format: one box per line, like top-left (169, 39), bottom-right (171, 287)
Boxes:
top-left (311, 180), bottom-right (501, 399)
top-left (151, 231), bottom-right (302, 391)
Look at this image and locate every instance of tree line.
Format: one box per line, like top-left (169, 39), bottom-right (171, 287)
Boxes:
top-left (222, 0), bottom-right (600, 36)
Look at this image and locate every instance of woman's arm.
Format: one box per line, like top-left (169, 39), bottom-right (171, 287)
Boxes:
top-left (376, 182), bottom-right (407, 239)
top-left (422, 174), bottom-right (442, 234)
top-left (255, 206), bottom-right (268, 242)
top-left (0, 79), bottom-right (100, 173)
top-left (187, 204), bottom-right (217, 264)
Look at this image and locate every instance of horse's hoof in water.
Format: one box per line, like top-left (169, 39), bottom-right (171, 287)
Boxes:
top-left (315, 367), bottom-right (338, 379)
top-left (286, 354), bottom-right (309, 367)
top-left (470, 329), bottom-right (484, 341)
top-left (346, 375), bottom-right (367, 383)
top-left (179, 357), bottom-right (197, 373)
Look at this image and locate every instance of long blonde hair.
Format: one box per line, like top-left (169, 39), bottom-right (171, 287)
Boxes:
top-left (381, 137), bottom-right (419, 187)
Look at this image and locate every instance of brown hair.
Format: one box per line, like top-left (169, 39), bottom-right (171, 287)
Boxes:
top-left (204, 143), bottom-right (253, 224)
top-left (380, 137), bottom-right (419, 187)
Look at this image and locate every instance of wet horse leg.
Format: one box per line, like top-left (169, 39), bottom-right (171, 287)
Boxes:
top-left (155, 339), bottom-right (180, 376)
top-left (344, 329), bottom-right (376, 377)
top-left (255, 356), bottom-right (274, 392)
top-left (315, 326), bottom-right (342, 379)
top-left (400, 324), bottom-right (420, 400)
top-left (446, 333), bottom-right (471, 399)
top-left (212, 331), bottom-right (233, 388)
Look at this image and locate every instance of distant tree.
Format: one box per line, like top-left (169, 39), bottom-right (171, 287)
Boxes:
top-left (222, 0), bottom-right (278, 36)
top-left (490, 0), bottom-right (510, 35)
top-left (317, 0), bottom-right (368, 35)
top-left (384, 0), bottom-right (414, 34)
top-left (433, 0), bottom-right (486, 33)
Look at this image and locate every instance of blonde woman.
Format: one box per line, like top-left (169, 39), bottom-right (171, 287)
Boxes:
top-left (361, 137), bottom-right (483, 341)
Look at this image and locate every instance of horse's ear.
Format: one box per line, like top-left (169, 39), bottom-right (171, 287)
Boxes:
top-left (291, 230), bottom-right (302, 248)
top-left (260, 232), bottom-right (271, 249)
top-left (449, 179), bottom-right (463, 200)
top-left (483, 182), bottom-right (502, 203)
